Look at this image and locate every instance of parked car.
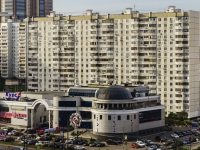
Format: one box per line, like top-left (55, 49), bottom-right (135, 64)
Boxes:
top-left (171, 133), bottom-right (179, 138)
top-left (174, 132), bottom-right (183, 137)
top-left (155, 136), bottom-right (167, 142)
top-left (164, 126), bottom-right (172, 131)
top-left (148, 145), bottom-right (157, 150)
top-left (74, 145), bottom-right (85, 150)
top-left (106, 139), bottom-right (118, 145)
top-left (131, 143), bottom-right (140, 148)
top-left (8, 130), bottom-right (18, 136)
top-left (136, 141), bottom-right (146, 147)
top-left (89, 142), bottom-right (97, 147)
top-left (4, 137), bottom-right (15, 142)
top-left (27, 140), bottom-right (38, 145)
top-left (96, 142), bottom-right (105, 147)
top-left (144, 140), bottom-right (154, 146)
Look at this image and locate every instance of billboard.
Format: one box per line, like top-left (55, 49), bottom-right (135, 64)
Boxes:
top-left (5, 92), bottom-right (21, 101)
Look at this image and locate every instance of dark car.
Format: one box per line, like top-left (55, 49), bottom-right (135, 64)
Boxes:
top-left (106, 139), bottom-right (118, 145)
top-left (144, 140), bottom-right (154, 146)
top-left (182, 131), bottom-right (188, 136)
top-left (96, 142), bottom-right (105, 147)
top-left (4, 137), bottom-right (15, 142)
top-left (164, 126), bottom-right (172, 131)
top-left (148, 145), bottom-right (157, 150)
top-left (175, 132), bottom-right (183, 137)
top-left (89, 142), bottom-right (97, 147)
top-left (54, 137), bottom-right (62, 142)
top-left (27, 140), bottom-right (38, 145)
top-left (185, 130), bottom-right (192, 135)
top-left (155, 136), bottom-right (167, 142)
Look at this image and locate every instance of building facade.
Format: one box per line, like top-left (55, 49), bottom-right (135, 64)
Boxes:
top-left (0, 0), bottom-right (53, 22)
top-left (0, 6), bottom-right (199, 118)
top-left (0, 86), bottom-right (165, 137)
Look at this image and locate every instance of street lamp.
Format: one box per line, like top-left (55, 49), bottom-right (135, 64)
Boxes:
top-left (122, 119), bottom-right (125, 150)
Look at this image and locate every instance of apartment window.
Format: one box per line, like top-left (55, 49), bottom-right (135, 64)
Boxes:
top-left (134, 114), bottom-right (136, 119)
top-left (170, 94), bottom-right (173, 98)
top-left (164, 18), bottom-right (167, 21)
top-left (118, 115), bottom-right (121, 120)
top-left (100, 115), bottom-right (102, 120)
top-left (170, 100), bottom-right (173, 103)
top-left (170, 106), bottom-right (173, 109)
top-left (108, 115), bottom-right (111, 120)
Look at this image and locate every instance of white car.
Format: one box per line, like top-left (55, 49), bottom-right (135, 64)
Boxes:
top-left (74, 146), bottom-right (85, 150)
top-left (136, 141), bottom-right (146, 147)
top-left (7, 130), bottom-right (17, 136)
top-left (171, 133), bottom-right (179, 138)
top-left (65, 138), bottom-right (75, 144)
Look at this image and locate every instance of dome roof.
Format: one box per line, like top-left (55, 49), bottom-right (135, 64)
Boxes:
top-left (97, 86), bottom-right (133, 100)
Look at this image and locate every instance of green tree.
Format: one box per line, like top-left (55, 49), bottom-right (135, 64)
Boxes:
top-left (168, 112), bottom-right (177, 119)
top-left (177, 111), bottom-right (188, 121)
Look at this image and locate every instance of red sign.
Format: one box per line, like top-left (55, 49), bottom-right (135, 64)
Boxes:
top-left (0, 112), bottom-right (27, 118)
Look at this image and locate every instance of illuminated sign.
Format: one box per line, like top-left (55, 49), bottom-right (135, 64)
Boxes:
top-left (5, 92), bottom-right (21, 101)
top-left (0, 112), bottom-right (26, 118)
top-left (11, 106), bottom-right (25, 111)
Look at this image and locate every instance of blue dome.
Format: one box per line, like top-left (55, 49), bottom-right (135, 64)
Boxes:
top-left (97, 86), bottom-right (133, 100)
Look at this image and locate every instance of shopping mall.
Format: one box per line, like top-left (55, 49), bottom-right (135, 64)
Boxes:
top-left (0, 85), bottom-right (165, 136)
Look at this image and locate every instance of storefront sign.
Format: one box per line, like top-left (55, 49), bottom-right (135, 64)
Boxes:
top-left (0, 112), bottom-right (26, 118)
top-left (5, 92), bottom-right (21, 101)
top-left (11, 106), bottom-right (25, 111)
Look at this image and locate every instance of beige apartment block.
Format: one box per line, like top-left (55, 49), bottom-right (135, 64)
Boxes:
top-left (0, 6), bottom-right (200, 118)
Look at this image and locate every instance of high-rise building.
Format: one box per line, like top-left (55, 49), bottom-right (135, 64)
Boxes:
top-left (0, 6), bottom-right (200, 118)
top-left (27, 0), bottom-right (53, 17)
top-left (0, 0), bottom-right (53, 22)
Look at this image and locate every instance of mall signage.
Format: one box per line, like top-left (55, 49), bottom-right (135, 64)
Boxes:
top-left (0, 112), bottom-right (27, 118)
top-left (5, 92), bottom-right (21, 101)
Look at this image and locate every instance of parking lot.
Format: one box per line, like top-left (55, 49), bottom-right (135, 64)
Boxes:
top-left (0, 125), bottom-right (200, 150)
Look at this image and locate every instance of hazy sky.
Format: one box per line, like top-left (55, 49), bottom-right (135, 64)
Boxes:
top-left (53, 0), bottom-right (200, 15)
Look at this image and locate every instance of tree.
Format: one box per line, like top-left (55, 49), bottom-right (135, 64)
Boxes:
top-left (177, 111), bottom-right (188, 121)
top-left (168, 112), bottom-right (177, 119)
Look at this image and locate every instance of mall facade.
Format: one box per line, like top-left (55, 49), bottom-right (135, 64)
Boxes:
top-left (0, 86), bottom-right (165, 136)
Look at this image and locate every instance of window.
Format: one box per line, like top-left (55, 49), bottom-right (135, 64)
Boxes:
top-left (134, 114), bottom-right (136, 119)
top-left (139, 109), bottom-right (161, 123)
top-left (127, 115), bottom-right (130, 120)
top-left (100, 115), bottom-right (102, 120)
top-left (94, 114), bottom-right (96, 119)
top-left (118, 115), bottom-right (121, 120)
top-left (108, 115), bottom-right (111, 120)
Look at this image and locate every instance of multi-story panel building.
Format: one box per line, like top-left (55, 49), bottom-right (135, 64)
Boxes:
top-left (0, 19), bottom-right (27, 79)
top-left (0, 6), bottom-right (200, 118)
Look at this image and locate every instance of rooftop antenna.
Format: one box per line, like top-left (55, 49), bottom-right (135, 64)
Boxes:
top-left (134, 4), bottom-right (136, 12)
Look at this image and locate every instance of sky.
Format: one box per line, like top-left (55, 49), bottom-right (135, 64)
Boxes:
top-left (53, 0), bottom-right (200, 16)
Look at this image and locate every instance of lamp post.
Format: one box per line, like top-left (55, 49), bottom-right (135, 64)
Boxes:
top-left (122, 119), bottom-right (125, 150)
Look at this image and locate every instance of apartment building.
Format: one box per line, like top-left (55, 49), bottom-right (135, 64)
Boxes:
top-left (0, 6), bottom-right (200, 118)
top-left (0, 19), bottom-right (27, 79)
